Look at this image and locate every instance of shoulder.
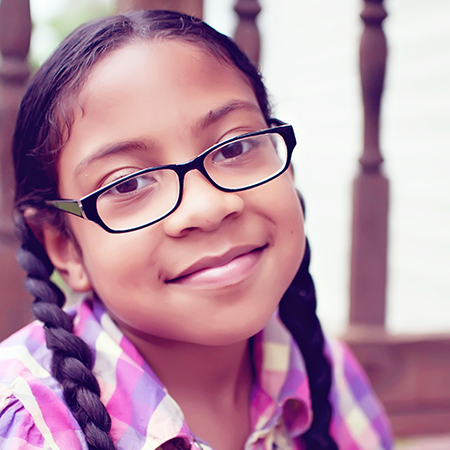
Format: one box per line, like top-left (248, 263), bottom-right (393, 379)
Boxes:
top-left (0, 320), bottom-right (52, 394)
top-left (0, 322), bottom-right (87, 449)
top-left (325, 337), bottom-right (394, 450)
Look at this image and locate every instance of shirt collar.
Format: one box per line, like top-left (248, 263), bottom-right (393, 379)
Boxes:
top-left (251, 313), bottom-right (313, 438)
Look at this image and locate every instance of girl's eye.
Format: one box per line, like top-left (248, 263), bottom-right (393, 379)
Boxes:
top-left (109, 173), bottom-right (157, 195)
top-left (114, 177), bottom-right (139, 194)
top-left (212, 139), bottom-right (255, 163)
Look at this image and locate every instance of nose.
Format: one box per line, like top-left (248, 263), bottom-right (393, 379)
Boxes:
top-left (163, 170), bottom-right (245, 237)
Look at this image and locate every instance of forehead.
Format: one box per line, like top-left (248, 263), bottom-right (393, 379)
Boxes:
top-left (57, 40), bottom-right (263, 195)
top-left (76, 39), bottom-right (256, 121)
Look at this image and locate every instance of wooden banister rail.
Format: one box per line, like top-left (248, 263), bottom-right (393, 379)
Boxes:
top-left (349, 0), bottom-right (389, 331)
top-left (0, 0), bottom-right (31, 233)
top-left (116, 0), bottom-right (203, 19)
top-left (344, 0), bottom-right (450, 437)
top-left (0, 0), bottom-right (33, 340)
top-left (233, 0), bottom-right (261, 66)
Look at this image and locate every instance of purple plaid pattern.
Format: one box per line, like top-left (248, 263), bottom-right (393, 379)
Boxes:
top-left (0, 298), bottom-right (392, 449)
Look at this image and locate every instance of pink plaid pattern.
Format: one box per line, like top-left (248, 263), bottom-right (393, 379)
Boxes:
top-left (0, 298), bottom-right (392, 449)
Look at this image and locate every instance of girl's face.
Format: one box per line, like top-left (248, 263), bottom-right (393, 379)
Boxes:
top-left (48, 40), bottom-right (305, 346)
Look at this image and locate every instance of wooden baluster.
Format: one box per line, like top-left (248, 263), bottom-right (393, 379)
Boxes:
top-left (233, 0), bottom-right (261, 66)
top-left (116, 0), bottom-right (203, 19)
top-left (348, 0), bottom-right (389, 331)
top-left (0, 0), bottom-right (33, 340)
top-left (0, 0), bottom-right (31, 232)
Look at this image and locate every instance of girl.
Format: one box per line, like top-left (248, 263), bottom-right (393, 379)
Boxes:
top-left (0, 10), bottom-right (392, 450)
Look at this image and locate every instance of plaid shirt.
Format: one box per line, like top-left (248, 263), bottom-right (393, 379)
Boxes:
top-left (0, 298), bottom-right (392, 449)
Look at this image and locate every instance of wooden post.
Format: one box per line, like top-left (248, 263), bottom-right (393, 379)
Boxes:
top-left (233, 0), bottom-right (261, 66)
top-left (348, 0), bottom-right (389, 331)
top-left (116, 0), bottom-right (203, 19)
top-left (0, 0), bottom-right (33, 340)
top-left (344, 1), bottom-right (450, 437)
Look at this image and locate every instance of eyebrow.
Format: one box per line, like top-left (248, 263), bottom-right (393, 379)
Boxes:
top-left (74, 139), bottom-right (157, 179)
top-left (194, 100), bottom-right (262, 133)
top-left (74, 99), bottom-right (262, 178)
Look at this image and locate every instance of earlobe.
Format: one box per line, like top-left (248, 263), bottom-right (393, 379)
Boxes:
top-left (41, 224), bottom-right (92, 292)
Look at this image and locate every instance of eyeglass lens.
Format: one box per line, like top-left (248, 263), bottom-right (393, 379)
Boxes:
top-left (96, 132), bottom-right (288, 231)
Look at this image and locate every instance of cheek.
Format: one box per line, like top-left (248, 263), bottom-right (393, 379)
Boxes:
top-left (248, 175), bottom-right (305, 291)
top-left (71, 219), bottom-right (164, 297)
top-left (258, 174), bottom-right (304, 246)
top-left (273, 189), bottom-right (305, 309)
top-left (275, 192), bottom-right (305, 290)
top-left (288, 196), bottom-right (305, 255)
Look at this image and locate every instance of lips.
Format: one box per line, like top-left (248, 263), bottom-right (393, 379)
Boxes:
top-left (166, 244), bottom-right (267, 288)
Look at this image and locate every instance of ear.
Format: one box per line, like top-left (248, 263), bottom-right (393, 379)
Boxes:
top-left (41, 224), bottom-right (92, 293)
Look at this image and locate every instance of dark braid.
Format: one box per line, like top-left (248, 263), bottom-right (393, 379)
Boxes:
top-left (279, 235), bottom-right (338, 449)
top-left (15, 215), bottom-right (115, 450)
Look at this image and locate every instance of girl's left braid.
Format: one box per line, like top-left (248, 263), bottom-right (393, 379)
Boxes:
top-left (15, 214), bottom-right (116, 450)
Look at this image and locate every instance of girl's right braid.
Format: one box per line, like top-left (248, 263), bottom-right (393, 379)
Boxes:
top-left (15, 215), bottom-right (116, 450)
top-left (279, 238), bottom-right (338, 450)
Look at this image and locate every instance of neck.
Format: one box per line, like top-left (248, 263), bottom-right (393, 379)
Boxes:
top-left (122, 329), bottom-right (254, 407)
top-left (119, 327), bottom-right (254, 449)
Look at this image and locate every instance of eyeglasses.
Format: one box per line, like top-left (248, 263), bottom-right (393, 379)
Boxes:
top-left (46, 121), bottom-right (296, 233)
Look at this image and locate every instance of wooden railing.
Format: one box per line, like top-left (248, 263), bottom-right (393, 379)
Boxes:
top-left (0, 0), bottom-right (449, 439)
top-left (233, 0), bottom-right (261, 66)
top-left (344, 0), bottom-right (450, 437)
top-left (0, 0), bottom-right (33, 341)
top-left (116, 0), bottom-right (203, 18)
top-left (349, 0), bottom-right (389, 331)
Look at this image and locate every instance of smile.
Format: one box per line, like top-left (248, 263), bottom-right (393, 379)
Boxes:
top-left (166, 245), bottom-right (267, 289)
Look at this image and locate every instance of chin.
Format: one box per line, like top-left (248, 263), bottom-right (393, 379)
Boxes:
top-left (194, 312), bottom-right (277, 347)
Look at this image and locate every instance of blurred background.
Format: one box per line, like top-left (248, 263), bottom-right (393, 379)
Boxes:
top-left (0, 0), bottom-right (449, 446)
top-left (24, 0), bottom-right (450, 336)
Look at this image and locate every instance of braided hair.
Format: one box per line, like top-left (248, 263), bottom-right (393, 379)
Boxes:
top-left (280, 237), bottom-right (338, 449)
top-left (13, 10), bottom-right (337, 449)
top-left (15, 214), bottom-right (115, 450)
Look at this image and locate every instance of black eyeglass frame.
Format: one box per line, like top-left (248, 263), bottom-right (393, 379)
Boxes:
top-left (46, 120), bottom-right (296, 233)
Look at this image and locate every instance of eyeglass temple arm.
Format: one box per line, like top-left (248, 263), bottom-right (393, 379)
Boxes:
top-left (45, 199), bottom-right (83, 218)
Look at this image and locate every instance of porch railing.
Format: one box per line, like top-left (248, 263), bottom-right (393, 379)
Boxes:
top-left (0, 0), bottom-right (33, 339)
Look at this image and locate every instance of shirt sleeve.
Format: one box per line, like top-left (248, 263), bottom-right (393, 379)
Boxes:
top-left (326, 338), bottom-right (394, 450)
top-left (0, 380), bottom-right (88, 450)
top-left (0, 389), bottom-right (48, 449)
